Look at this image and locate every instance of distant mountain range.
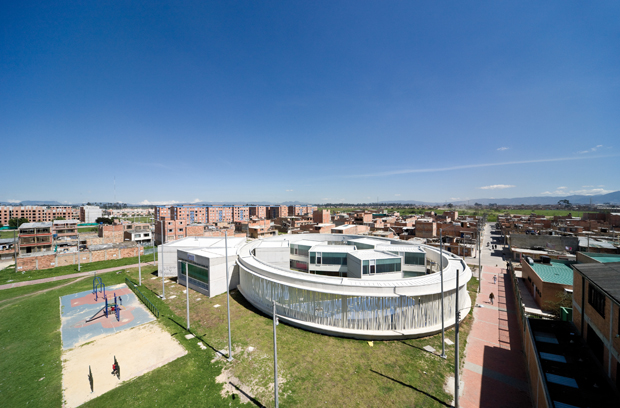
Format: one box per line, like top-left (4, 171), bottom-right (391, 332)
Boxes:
top-left (1, 193), bottom-right (618, 207)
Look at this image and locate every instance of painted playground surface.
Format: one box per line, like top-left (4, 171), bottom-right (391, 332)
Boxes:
top-left (60, 283), bottom-right (155, 350)
top-left (60, 281), bottom-right (187, 407)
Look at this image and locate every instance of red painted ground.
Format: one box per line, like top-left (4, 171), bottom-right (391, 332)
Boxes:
top-left (70, 287), bottom-right (133, 307)
top-left (461, 265), bottom-right (532, 408)
top-left (74, 306), bottom-right (137, 329)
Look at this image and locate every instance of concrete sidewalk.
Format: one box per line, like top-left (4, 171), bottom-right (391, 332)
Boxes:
top-left (0, 263), bottom-right (150, 290)
top-left (461, 265), bottom-right (531, 408)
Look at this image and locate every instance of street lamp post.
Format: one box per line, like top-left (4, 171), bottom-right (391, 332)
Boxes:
top-left (77, 232), bottom-right (81, 272)
top-left (273, 300), bottom-right (279, 408)
top-left (186, 262), bottom-right (190, 330)
top-left (161, 247), bottom-right (165, 300)
top-left (138, 242), bottom-right (141, 286)
top-left (225, 230), bottom-right (233, 361)
top-left (13, 229), bottom-right (17, 273)
top-left (477, 221), bottom-right (482, 293)
top-left (455, 268), bottom-right (460, 408)
top-left (440, 228), bottom-right (446, 359)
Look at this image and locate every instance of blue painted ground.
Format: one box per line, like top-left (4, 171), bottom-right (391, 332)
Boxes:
top-left (60, 283), bottom-right (155, 350)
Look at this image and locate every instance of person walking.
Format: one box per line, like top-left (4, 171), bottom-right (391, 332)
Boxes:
top-left (489, 292), bottom-right (495, 305)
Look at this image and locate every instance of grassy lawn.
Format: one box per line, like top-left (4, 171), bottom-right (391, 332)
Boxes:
top-left (0, 229), bottom-right (18, 239)
top-left (1, 263), bottom-right (478, 408)
top-left (0, 253), bottom-right (156, 285)
top-left (117, 216), bottom-right (153, 223)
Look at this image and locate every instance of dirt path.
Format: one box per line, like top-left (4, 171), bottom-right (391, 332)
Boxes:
top-left (0, 276), bottom-right (88, 310)
top-left (0, 263), bottom-right (148, 291)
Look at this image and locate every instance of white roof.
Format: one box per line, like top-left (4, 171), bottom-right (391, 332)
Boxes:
top-left (163, 236), bottom-right (246, 249)
top-left (19, 222), bottom-right (52, 229)
top-left (376, 244), bottom-right (425, 253)
top-left (255, 240), bottom-right (289, 248)
top-left (184, 247), bottom-right (237, 258)
top-left (349, 250), bottom-right (400, 260)
top-left (347, 237), bottom-right (386, 246)
top-left (332, 224), bottom-right (356, 231)
top-left (310, 245), bottom-right (357, 253)
top-left (293, 239), bottom-right (327, 248)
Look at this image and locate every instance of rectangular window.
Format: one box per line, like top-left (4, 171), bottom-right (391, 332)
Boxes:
top-left (376, 258), bottom-right (401, 273)
top-left (363, 260), bottom-right (369, 274)
top-left (588, 283), bottom-right (606, 318)
top-left (310, 252), bottom-right (316, 264)
top-left (404, 252), bottom-right (425, 265)
top-left (321, 253), bottom-right (348, 265)
top-left (180, 261), bottom-right (209, 284)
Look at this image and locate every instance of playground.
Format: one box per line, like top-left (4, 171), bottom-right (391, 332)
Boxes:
top-left (60, 277), bottom-right (187, 408)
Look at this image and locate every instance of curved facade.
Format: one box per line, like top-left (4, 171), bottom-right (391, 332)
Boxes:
top-left (237, 234), bottom-right (472, 340)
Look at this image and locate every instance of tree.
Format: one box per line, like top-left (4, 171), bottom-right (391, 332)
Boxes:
top-left (9, 217), bottom-right (29, 229)
top-left (95, 217), bottom-right (114, 225)
top-left (558, 199), bottom-right (570, 207)
top-left (544, 291), bottom-right (572, 319)
top-left (447, 203), bottom-right (454, 208)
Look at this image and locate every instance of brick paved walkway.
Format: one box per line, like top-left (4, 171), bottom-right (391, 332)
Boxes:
top-left (0, 263), bottom-right (145, 290)
top-left (461, 265), bottom-right (531, 408)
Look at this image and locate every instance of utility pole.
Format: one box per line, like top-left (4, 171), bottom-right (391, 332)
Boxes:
top-left (13, 229), bottom-right (17, 273)
top-left (138, 243), bottom-right (141, 286)
top-left (77, 232), bottom-right (81, 272)
top-left (440, 228), bottom-right (446, 359)
top-left (455, 268), bottom-right (460, 408)
top-left (186, 262), bottom-right (190, 330)
top-left (477, 221), bottom-right (481, 293)
top-left (225, 230), bottom-right (233, 361)
top-left (161, 248), bottom-right (165, 300)
top-left (273, 300), bottom-right (279, 408)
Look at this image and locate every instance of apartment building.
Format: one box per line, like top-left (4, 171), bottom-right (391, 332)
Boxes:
top-left (155, 219), bottom-right (193, 244)
top-left (0, 206), bottom-right (79, 224)
top-left (268, 206), bottom-right (288, 219)
top-left (171, 205), bottom-right (208, 223)
top-left (249, 206), bottom-right (267, 219)
top-left (80, 206), bottom-right (102, 223)
top-left (123, 222), bottom-right (152, 244)
top-left (313, 209), bottom-right (330, 224)
top-left (0, 206), bottom-right (11, 225)
top-left (207, 206), bottom-right (233, 223)
top-left (572, 262), bottom-right (620, 388)
top-left (155, 206), bottom-right (171, 221)
top-left (232, 206), bottom-right (249, 222)
top-left (18, 222), bottom-right (53, 254)
top-left (52, 220), bottom-right (78, 247)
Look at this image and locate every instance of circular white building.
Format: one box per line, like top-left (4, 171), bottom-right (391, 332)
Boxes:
top-left (237, 234), bottom-right (472, 340)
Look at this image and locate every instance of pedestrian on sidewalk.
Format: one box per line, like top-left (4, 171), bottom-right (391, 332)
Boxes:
top-left (489, 292), bottom-right (495, 305)
top-left (493, 275), bottom-right (497, 284)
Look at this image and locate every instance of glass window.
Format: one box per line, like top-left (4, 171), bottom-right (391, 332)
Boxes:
top-left (405, 252), bottom-right (425, 265)
top-left (310, 252), bottom-right (316, 264)
top-left (180, 261), bottom-right (209, 284)
top-left (321, 253), bottom-right (348, 265)
top-left (376, 258), bottom-right (401, 273)
top-left (363, 260), bottom-right (369, 274)
top-left (588, 283), bottom-right (606, 318)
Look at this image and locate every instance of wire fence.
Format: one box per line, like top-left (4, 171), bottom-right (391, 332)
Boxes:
top-left (125, 277), bottom-right (160, 318)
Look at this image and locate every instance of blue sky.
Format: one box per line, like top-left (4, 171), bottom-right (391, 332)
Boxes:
top-left (2, 2), bottom-right (618, 205)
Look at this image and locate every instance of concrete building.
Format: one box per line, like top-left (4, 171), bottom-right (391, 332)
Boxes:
top-left (155, 206), bottom-right (171, 220)
top-left (123, 222), bottom-right (152, 244)
top-left (415, 219), bottom-right (436, 238)
top-left (80, 206), bottom-right (102, 223)
top-left (236, 234), bottom-right (472, 339)
top-left (18, 222), bottom-right (53, 254)
top-left (521, 258), bottom-right (574, 311)
top-left (572, 262), bottom-right (620, 388)
top-left (0, 206), bottom-right (12, 226)
top-left (52, 220), bottom-right (78, 250)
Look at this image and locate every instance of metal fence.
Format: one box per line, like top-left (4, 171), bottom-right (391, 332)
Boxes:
top-left (125, 277), bottom-right (160, 318)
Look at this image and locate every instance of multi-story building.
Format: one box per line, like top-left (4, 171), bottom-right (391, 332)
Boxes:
top-left (207, 206), bottom-right (233, 223)
top-left (0, 206), bottom-right (11, 226)
top-left (313, 209), bottom-right (331, 224)
top-left (288, 205), bottom-right (304, 216)
top-left (18, 222), bottom-right (53, 254)
top-left (52, 220), bottom-right (78, 248)
top-left (171, 205), bottom-right (208, 223)
top-left (45, 206), bottom-right (74, 221)
top-left (415, 219), bottom-right (436, 238)
top-left (12, 206), bottom-right (47, 222)
top-left (572, 261), bottom-right (620, 388)
top-left (268, 206), bottom-right (288, 219)
top-left (123, 222), bottom-right (152, 244)
top-left (155, 219), bottom-right (188, 244)
top-left (232, 206), bottom-right (249, 222)
top-left (155, 206), bottom-right (171, 221)
top-left (249, 206), bottom-right (267, 219)
top-left (80, 206), bottom-right (102, 223)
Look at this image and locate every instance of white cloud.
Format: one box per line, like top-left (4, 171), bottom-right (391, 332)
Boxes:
top-left (191, 198), bottom-right (201, 203)
top-left (568, 188), bottom-right (613, 196)
top-left (449, 197), bottom-right (460, 201)
top-left (497, 147), bottom-right (509, 151)
top-left (7, 199), bottom-right (20, 203)
top-left (582, 185), bottom-right (593, 188)
top-left (139, 200), bottom-right (181, 205)
top-left (579, 144), bottom-right (605, 154)
top-left (557, 186), bottom-right (567, 189)
top-left (478, 184), bottom-right (516, 190)
top-left (285, 189), bottom-right (294, 192)
top-left (541, 190), bottom-right (566, 196)
top-left (345, 154), bottom-right (620, 178)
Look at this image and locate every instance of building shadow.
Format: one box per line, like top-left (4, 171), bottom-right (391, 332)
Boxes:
top-left (478, 345), bottom-right (530, 408)
top-left (398, 340), bottom-right (445, 357)
top-left (167, 316), bottom-right (220, 354)
top-left (229, 382), bottom-right (266, 408)
top-left (370, 370), bottom-right (451, 407)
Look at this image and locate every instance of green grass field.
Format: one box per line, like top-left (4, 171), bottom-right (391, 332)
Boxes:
top-left (0, 264), bottom-right (478, 408)
top-left (0, 252), bottom-right (156, 285)
top-left (0, 230), bottom-right (18, 239)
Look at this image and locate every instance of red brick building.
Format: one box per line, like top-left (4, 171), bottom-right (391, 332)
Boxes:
top-left (268, 206), bottom-right (288, 219)
top-left (313, 210), bottom-right (330, 224)
top-left (249, 206), bottom-right (267, 219)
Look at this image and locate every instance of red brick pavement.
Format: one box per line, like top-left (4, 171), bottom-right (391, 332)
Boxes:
top-left (461, 265), bottom-right (532, 408)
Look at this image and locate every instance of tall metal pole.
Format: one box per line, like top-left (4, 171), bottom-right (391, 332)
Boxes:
top-left (225, 230), bottom-right (233, 361)
top-left (14, 229), bottom-right (17, 273)
top-left (138, 243), bottom-right (141, 286)
top-left (77, 232), bottom-right (81, 272)
top-left (161, 246), bottom-right (165, 299)
top-left (477, 222), bottom-right (481, 293)
top-left (440, 229), bottom-right (446, 359)
top-left (186, 262), bottom-right (190, 330)
top-left (273, 300), bottom-right (279, 408)
top-left (455, 268), bottom-right (460, 408)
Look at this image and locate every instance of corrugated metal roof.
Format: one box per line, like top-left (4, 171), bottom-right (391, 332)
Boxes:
top-left (530, 261), bottom-right (574, 285)
top-left (578, 237), bottom-right (616, 249)
top-left (580, 252), bottom-right (620, 263)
